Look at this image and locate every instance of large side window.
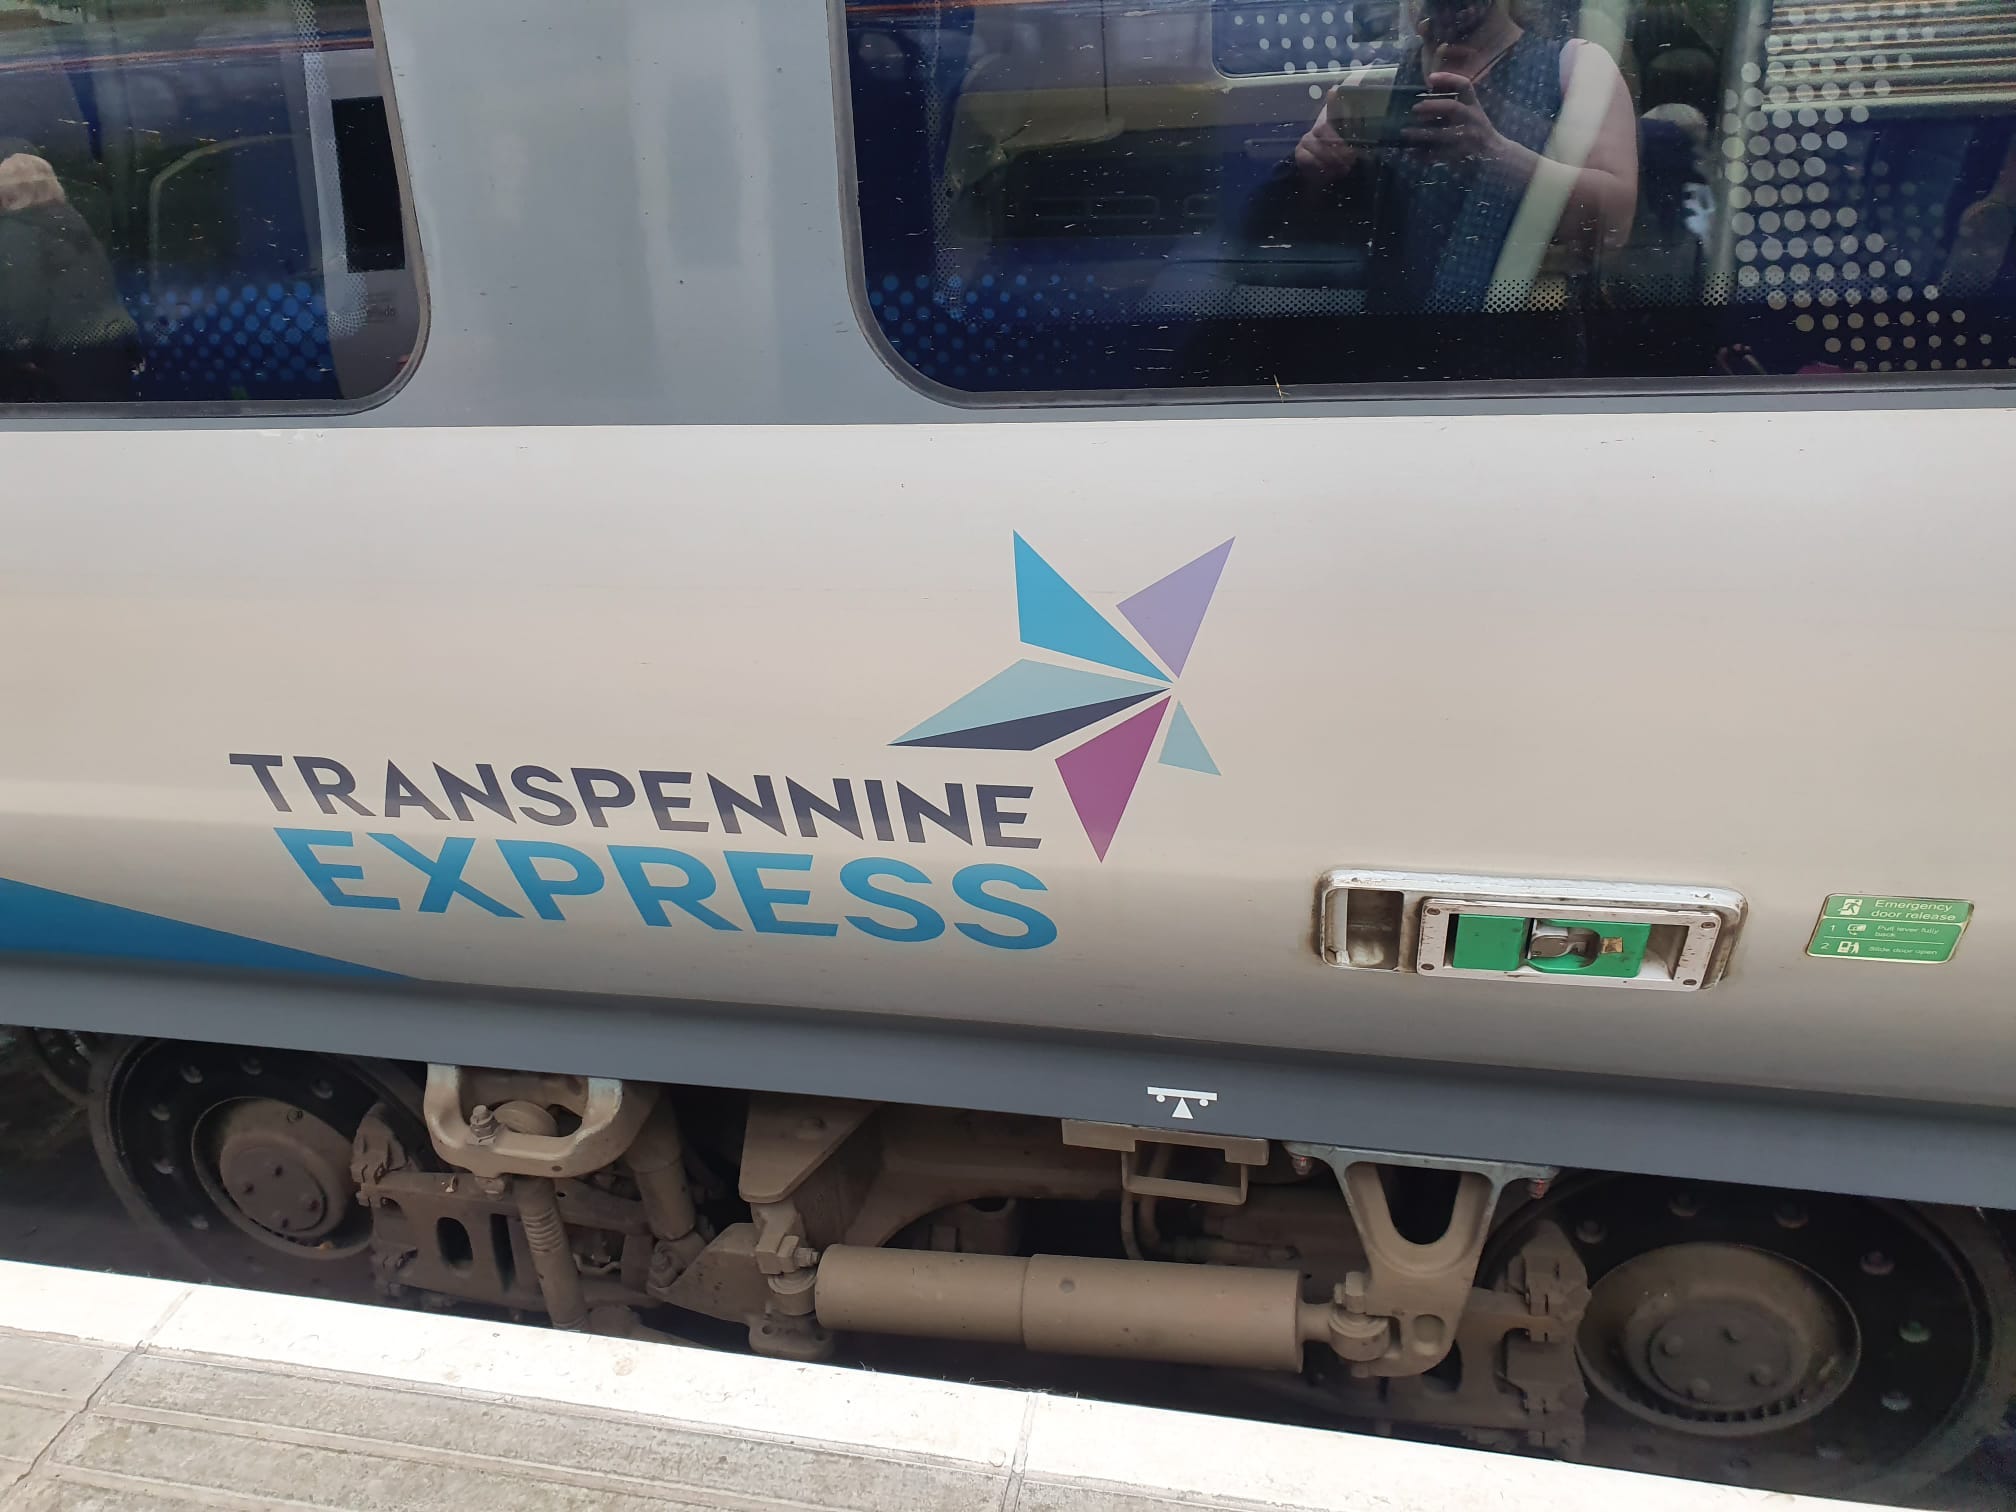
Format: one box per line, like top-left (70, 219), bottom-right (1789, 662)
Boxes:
top-left (840, 0), bottom-right (2016, 395)
top-left (0, 0), bottom-right (419, 406)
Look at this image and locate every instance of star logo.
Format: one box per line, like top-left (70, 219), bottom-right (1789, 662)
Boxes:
top-left (894, 534), bottom-right (1233, 860)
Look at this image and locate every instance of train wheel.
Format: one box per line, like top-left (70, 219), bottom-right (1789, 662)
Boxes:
top-left (1486, 1175), bottom-right (2016, 1499)
top-left (89, 1037), bottom-right (425, 1300)
top-left (24, 1028), bottom-right (102, 1107)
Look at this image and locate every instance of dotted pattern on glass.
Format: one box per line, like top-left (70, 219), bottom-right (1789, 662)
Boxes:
top-left (1214, 1), bottom-right (1404, 77)
top-left (869, 270), bottom-right (1142, 391)
top-left (1723, 0), bottom-right (2014, 375)
top-left (132, 282), bottom-right (338, 402)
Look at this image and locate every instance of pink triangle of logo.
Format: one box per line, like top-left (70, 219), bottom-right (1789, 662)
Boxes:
top-left (1055, 699), bottom-right (1171, 860)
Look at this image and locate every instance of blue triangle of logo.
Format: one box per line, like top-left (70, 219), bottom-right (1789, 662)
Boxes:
top-left (1014, 535), bottom-right (1168, 682)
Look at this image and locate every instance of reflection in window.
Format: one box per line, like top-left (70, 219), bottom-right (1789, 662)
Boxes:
top-left (0, 0), bottom-right (418, 405)
top-left (842, 0), bottom-right (2016, 394)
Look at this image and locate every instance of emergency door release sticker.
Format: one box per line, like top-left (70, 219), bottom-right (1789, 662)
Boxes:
top-left (1807, 895), bottom-right (1973, 964)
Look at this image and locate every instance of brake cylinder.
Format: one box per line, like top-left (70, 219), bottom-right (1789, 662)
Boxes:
top-left (813, 1246), bottom-right (1314, 1370)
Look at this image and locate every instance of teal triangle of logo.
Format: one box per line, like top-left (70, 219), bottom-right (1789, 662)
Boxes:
top-left (1014, 535), bottom-right (1168, 682)
top-left (1159, 702), bottom-right (1219, 775)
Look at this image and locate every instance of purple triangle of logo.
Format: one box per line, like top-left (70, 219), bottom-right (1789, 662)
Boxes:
top-left (1055, 699), bottom-right (1170, 861)
top-left (1116, 539), bottom-right (1234, 677)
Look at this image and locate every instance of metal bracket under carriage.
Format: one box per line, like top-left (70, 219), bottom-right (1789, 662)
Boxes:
top-left (354, 1065), bottom-right (1589, 1451)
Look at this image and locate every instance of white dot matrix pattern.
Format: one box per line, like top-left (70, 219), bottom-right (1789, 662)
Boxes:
top-left (1723, 0), bottom-right (2004, 368)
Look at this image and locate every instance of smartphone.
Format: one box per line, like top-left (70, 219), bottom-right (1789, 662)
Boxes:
top-left (1325, 87), bottom-right (1464, 148)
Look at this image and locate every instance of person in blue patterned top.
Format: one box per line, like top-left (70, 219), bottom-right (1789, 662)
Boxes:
top-left (1293, 0), bottom-right (1639, 315)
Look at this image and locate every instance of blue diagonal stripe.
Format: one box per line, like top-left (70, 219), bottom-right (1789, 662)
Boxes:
top-left (0, 877), bottom-right (401, 978)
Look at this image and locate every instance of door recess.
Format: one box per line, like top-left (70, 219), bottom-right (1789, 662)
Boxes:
top-left (1317, 870), bottom-right (1745, 992)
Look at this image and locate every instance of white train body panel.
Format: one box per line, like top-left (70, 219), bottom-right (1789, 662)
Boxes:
top-left (4, 407), bottom-right (2011, 1105)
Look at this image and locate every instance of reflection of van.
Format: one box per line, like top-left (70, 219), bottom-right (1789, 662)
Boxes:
top-left (6, 1), bottom-right (2016, 1504)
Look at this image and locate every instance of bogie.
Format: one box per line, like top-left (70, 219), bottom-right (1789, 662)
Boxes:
top-left (65, 1033), bottom-right (2016, 1500)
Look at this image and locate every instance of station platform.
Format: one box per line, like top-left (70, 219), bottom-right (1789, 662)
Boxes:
top-left (0, 1257), bottom-right (1885, 1512)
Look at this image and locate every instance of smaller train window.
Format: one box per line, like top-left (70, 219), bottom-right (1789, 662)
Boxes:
top-left (839, 0), bottom-right (2016, 396)
top-left (0, 0), bottom-right (420, 407)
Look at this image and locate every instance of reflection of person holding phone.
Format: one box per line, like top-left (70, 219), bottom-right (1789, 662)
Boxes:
top-left (1293, 0), bottom-right (1637, 316)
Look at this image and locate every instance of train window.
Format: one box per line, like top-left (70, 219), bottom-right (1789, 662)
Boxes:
top-left (840, 0), bottom-right (2016, 396)
top-left (0, 0), bottom-right (419, 406)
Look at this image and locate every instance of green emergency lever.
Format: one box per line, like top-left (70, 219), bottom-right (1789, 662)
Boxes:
top-left (1445, 914), bottom-right (1652, 977)
top-left (1525, 919), bottom-right (1651, 977)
